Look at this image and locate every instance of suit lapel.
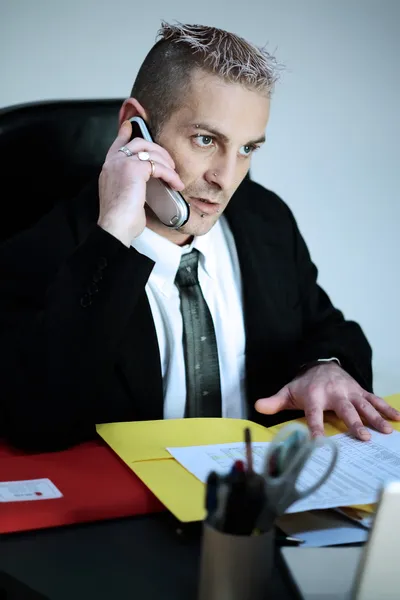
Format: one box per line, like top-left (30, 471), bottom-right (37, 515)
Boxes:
top-left (73, 179), bottom-right (164, 421)
top-left (225, 187), bottom-right (283, 349)
top-left (225, 183), bottom-right (301, 418)
top-left (116, 291), bottom-right (164, 421)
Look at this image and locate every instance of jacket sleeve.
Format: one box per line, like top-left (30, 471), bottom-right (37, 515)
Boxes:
top-left (0, 193), bottom-right (154, 450)
top-left (286, 205), bottom-right (373, 392)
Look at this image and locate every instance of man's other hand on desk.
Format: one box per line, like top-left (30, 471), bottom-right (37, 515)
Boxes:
top-left (254, 362), bottom-right (400, 441)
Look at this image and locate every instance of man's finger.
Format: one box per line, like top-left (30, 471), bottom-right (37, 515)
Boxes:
top-left (334, 397), bottom-right (371, 440)
top-left (255, 386), bottom-right (290, 415)
top-left (352, 396), bottom-right (393, 434)
top-left (106, 120), bottom-right (132, 158)
top-left (364, 392), bottom-right (400, 422)
top-left (303, 397), bottom-right (325, 438)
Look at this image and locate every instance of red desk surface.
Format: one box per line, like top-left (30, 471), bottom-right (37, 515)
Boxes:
top-left (0, 439), bottom-right (165, 534)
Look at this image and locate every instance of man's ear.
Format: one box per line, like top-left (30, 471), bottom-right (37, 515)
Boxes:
top-left (118, 97), bottom-right (149, 128)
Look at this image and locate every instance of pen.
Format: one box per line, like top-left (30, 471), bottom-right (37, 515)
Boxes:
top-left (223, 469), bottom-right (266, 535)
top-left (267, 446), bottom-right (281, 477)
top-left (205, 471), bottom-right (219, 517)
top-left (244, 427), bottom-right (253, 473)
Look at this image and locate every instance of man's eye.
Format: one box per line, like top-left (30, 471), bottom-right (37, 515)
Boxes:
top-left (239, 144), bottom-right (258, 157)
top-left (194, 135), bottom-right (214, 147)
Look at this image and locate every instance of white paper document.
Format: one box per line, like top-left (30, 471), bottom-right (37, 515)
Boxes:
top-left (167, 429), bottom-right (400, 513)
top-left (0, 478), bottom-right (63, 502)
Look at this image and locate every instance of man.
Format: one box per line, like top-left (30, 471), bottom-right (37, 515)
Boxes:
top-left (0, 21), bottom-right (398, 452)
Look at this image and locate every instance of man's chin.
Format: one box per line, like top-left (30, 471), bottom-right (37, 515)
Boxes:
top-left (144, 204), bottom-right (223, 244)
top-left (177, 211), bottom-right (221, 237)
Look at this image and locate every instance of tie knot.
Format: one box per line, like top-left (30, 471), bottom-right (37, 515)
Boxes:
top-left (175, 249), bottom-right (200, 288)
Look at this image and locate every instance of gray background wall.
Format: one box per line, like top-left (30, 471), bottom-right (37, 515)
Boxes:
top-left (1, 0), bottom-right (399, 397)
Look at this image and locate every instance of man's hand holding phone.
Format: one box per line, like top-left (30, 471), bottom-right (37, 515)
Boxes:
top-left (97, 120), bottom-right (185, 247)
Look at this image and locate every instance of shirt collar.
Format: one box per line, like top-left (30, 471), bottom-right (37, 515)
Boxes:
top-left (131, 221), bottom-right (221, 296)
top-left (190, 225), bottom-right (218, 281)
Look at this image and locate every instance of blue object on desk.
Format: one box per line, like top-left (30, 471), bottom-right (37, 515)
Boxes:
top-left (256, 422), bottom-right (338, 532)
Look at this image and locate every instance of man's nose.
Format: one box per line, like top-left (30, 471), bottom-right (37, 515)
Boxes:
top-left (205, 155), bottom-right (237, 191)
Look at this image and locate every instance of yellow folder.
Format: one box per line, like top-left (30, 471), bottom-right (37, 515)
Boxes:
top-left (96, 393), bottom-right (400, 523)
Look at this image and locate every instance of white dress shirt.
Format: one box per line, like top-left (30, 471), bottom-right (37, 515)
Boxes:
top-left (131, 216), bottom-right (247, 420)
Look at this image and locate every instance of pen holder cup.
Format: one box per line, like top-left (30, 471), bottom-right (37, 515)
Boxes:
top-left (198, 522), bottom-right (275, 600)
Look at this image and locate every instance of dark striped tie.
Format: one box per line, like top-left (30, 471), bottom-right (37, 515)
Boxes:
top-left (175, 249), bottom-right (222, 417)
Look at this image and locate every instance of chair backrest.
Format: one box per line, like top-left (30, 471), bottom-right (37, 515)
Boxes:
top-left (0, 99), bottom-right (123, 242)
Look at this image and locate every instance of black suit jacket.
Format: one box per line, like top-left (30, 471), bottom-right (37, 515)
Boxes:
top-left (0, 178), bottom-right (372, 451)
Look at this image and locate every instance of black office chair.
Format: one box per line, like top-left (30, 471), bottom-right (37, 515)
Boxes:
top-left (0, 99), bottom-right (123, 243)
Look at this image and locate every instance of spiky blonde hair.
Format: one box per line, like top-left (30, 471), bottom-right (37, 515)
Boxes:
top-left (158, 21), bottom-right (280, 93)
top-left (131, 21), bottom-right (280, 136)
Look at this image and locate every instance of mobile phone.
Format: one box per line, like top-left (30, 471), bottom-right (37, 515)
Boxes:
top-left (129, 116), bottom-right (190, 228)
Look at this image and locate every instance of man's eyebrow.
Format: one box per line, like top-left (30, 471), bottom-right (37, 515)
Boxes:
top-left (248, 134), bottom-right (266, 145)
top-left (192, 123), bottom-right (265, 146)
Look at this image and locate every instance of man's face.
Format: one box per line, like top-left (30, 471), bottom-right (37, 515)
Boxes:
top-left (150, 70), bottom-right (270, 242)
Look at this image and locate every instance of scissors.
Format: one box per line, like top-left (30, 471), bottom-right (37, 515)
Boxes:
top-left (256, 422), bottom-right (338, 532)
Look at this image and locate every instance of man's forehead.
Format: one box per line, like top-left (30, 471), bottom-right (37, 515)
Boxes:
top-left (174, 92), bottom-right (269, 144)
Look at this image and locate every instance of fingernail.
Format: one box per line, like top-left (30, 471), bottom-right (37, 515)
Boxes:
top-left (120, 120), bottom-right (131, 133)
top-left (358, 427), bottom-right (370, 438)
top-left (383, 423), bottom-right (393, 433)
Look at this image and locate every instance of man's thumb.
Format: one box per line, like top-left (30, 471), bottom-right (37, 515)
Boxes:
top-left (106, 120), bottom-right (132, 157)
top-left (254, 387), bottom-right (290, 415)
top-left (119, 119), bottom-right (132, 136)
top-left (117, 119), bottom-right (132, 143)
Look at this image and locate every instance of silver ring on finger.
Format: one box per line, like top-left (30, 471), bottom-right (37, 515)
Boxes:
top-left (118, 146), bottom-right (133, 157)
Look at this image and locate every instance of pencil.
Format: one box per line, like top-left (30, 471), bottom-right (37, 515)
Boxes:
top-left (244, 427), bottom-right (253, 473)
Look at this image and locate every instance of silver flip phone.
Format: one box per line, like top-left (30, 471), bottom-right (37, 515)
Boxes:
top-left (129, 116), bottom-right (190, 228)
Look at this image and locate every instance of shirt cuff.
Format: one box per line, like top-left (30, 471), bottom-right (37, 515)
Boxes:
top-left (298, 357), bottom-right (341, 375)
top-left (317, 357), bottom-right (341, 366)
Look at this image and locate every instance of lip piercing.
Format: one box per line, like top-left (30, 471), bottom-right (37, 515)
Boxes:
top-left (200, 209), bottom-right (220, 218)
